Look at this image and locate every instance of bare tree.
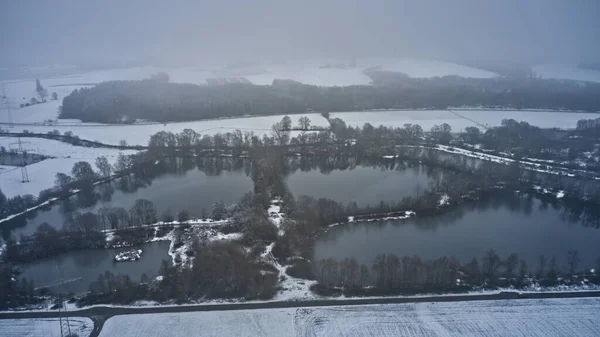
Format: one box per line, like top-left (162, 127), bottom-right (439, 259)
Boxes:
top-left (129, 199), bottom-right (157, 226)
top-left (464, 257), bottom-right (481, 281)
top-left (537, 255), bottom-right (546, 279)
top-left (177, 210), bottom-right (190, 223)
top-left (281, 116), bottom-right (292, 130)
top-left (567, 250), bottom-right (580, 280)
top-left (271, 121), bottom-right (290, 146)
top-left (482, 249), bottom-right (503, 280)
top-left (113, 152), bottom-right (131, 172)
top-left (359, 264), bottom-right (370, 287)
top-left (518, 259), bottom-right (528, 283)
top-left (71, 161), bottom-right (97, 182)
top-left (54, 172), bottom-right (72, 189)
top-left (298, 116), bottom-right (311, 130)
top-left (35, 79), bottom-right (48, 102)
top-left (547, 255), bottom-right (558, 281)
top-left (65, 212), bottom-right (100, 235)
top-left (161, 209), bottom-right (174, 223)
top-left (98, 207), bottom-right (122, 230)
top-left (95, 156), bottom-right (112, 177)
top-left (505, 253), bottom-right (519, 277)
top-left (211, 201), bottom-right (227, 220)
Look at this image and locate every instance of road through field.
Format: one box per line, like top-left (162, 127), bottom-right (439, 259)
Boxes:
top-left (1, 291), bottom-right (600, 337)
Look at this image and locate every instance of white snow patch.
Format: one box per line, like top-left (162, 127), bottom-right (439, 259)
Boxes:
top-left (438, 194), bottom-right (450, 206)
top-left (556, 190), bottom-right (565, 199)
top-left (0, 317), bottom-right (93, 337)
top-left (0, 136), bottom-right (138, 159)
top-left (99, 309), bottom-right (295, 337)
top-left (2, 114), bottom-right (329, 146)
top-left (99, 298), bottom-right (600, 337)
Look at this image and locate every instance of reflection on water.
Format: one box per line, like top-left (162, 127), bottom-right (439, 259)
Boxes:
top-left (315, 192), bottom-right (600, 268)
top-left (3, 157), bottom-right (254, 239)
top-left (19, 241), bottom-right (171, 294)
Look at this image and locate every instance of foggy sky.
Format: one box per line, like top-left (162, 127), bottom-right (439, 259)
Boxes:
top-left (1, 0), bottom-right (598, 67)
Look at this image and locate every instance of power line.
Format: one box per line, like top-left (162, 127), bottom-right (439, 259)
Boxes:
top-left (9, 137), bottom-right (31, 182)
top-left (1, 84), bottom-right (12, 128)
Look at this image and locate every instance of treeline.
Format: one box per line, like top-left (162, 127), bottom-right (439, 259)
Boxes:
top-left (311, 249), bottom-right (600, 296)
top-left (81, 241), bottom-right (278, 305)
top-left (455, 118), bottom-right (600, 171)
top-left (4, 192), bottom-right (238, 264)
top-left (366, 70), bottom-right (600, 111)
top-left (59, 74), bottom-right (600, 123)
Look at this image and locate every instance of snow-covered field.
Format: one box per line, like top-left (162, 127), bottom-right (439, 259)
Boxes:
top-left (332, 109), bottom-right (600, 131)
top-left (533, 64), bottom-right (600, 83)
top-left (0, 137), bottom-right (138, 198)
top-left (0, 137), bottom-right (137, 161)
top-left (1, 158), bottom-right (94, 198)
top-left (1, 62), bottom-right (597, 146)
top-left (98, 298), bottom-right (600, 337)
top-left (0, 114), bottom-right (329, 146)
top-left (363, 57), bottom-right (497, 78)
top-left (1, 62), bottom-right (598, 201)
top-left (0, 317), bottom-right (93, 337)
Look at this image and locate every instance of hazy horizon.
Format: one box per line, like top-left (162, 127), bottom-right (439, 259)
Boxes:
top-left (1, 0), bottom-right (599, 68)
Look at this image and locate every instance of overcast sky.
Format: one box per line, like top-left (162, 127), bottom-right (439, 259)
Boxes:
top-left (1, 0), bottom-right (598, 67)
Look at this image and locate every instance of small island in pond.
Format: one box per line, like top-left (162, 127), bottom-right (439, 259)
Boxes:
top-left (114, 249), bottom-right (143, 262)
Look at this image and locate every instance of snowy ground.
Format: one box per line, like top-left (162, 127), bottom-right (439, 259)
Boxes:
top-left (2, 62), bottom-right (598, 147)
top-left (0, 158), bottom-right (90, 197)
top-left (0, 114), bottom-right (329, 146)
top-left (0, 317), bottom-right (93, 337)
top-left (98, 297), bottom-right (600, 337)
top-left (332, 109), bottom-right (600, 132)
top-left (362, 57), bottom-right (497, 79)
top-left (264, 200), bottom-right (319, 301)
top-left (0, 136), bottom-right (138, 161)
top-left (0, 137), bottom-right (138, 198)
top-left (533, 64), bottom-right (600, 83)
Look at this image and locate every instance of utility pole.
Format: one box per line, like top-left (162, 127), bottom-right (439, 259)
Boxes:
top-left (1, 84), bottom-right (12, 128)
top-left (56, 264), bottom-right (72, 337)
top-left (9, 137), bottom-right (31, 182)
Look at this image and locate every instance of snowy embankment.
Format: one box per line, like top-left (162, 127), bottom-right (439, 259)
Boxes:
top-left (98, 298), bottom-right (600, 337)
top-left (0, 137), bottom-right (138, 198)
top-left (0, 317), bottom-right (93, 337)
top-left (431, 144), bottom-right (594, 178)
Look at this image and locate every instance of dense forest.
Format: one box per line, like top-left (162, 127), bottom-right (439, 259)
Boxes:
top-left (59, 73), bottom-right (600, 123)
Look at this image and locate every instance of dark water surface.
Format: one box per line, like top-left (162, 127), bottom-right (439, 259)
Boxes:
top-left (315, 192), bottom-right (600, 268)
top-left (4, 167), bottom-right (254, 239)
top-left (19, 241), bottom-right (171, 294)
